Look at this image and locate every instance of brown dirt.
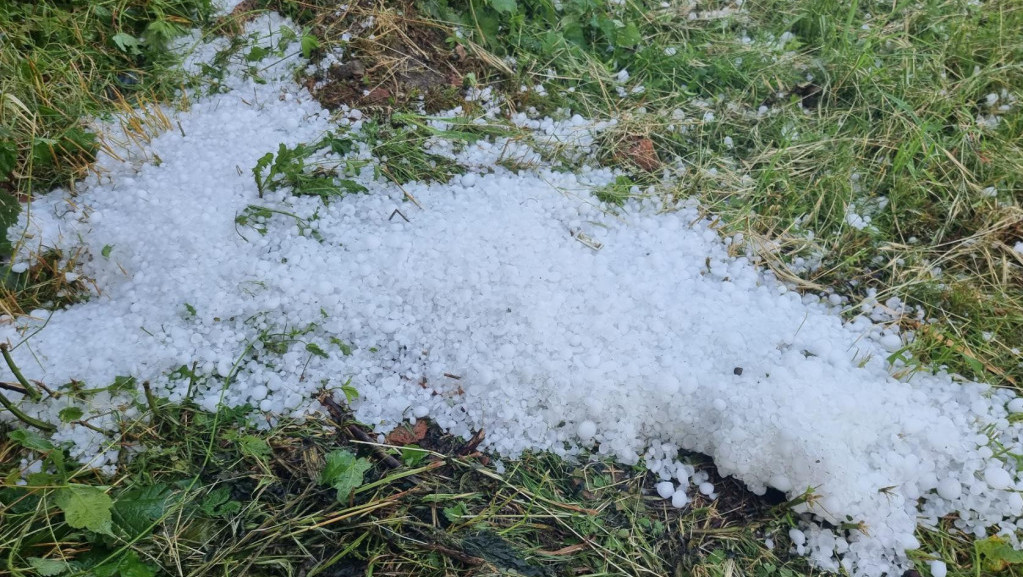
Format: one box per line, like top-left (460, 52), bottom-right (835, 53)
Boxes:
top-left (300, 1), bottom-right (484, 115)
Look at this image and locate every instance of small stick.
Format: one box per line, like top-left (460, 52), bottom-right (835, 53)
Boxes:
top-left (457, 428), bottom-right (485, 456)
top-left (318, 393), bottom-right (405, 471)
top-left (380, 166), bottom-right (423, 209)
top-left (0, 343), bottom-right (41, 401)
top-left (0, 381), bottom-right (28, 395)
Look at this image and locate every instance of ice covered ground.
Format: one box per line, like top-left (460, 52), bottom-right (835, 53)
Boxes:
top-left (3, 11), bottom-right (1023, 577)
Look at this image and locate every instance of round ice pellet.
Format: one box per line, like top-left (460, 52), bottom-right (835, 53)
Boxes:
top-left (936, 478), bottom-right (962, 500)
top-left (671, 489), bottom-right (689, 509)
top-left (577, 420), bottom-right (597, 440)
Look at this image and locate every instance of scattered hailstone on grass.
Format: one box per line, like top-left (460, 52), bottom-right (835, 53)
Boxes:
top-left (845, 211), bottom-right (869, 230)
top-left (671, 489), bottom-right (689, 508)
top-left (664, 46), bottom-right (678, 56)
top-left (1013, 241), bottom-right (1023, 255)
top-left (930, 561), bottom-right (947, 577)
top-left (656, 481), bottom-right (675, 499)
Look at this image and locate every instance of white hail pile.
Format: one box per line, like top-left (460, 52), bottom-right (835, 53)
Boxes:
top-left (3, 12), bottom-right (1022, 577)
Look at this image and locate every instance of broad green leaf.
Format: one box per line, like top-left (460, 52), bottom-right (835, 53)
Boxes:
top-left (90, 551), bottom-right (155, 577)
top-left (27, 557), bottom-right (69, 576)
top-left (246, 45), bottom-right (271, 62)
top-left (143, 19), bottom-right (182, 50)
top-left (58, 407), bottom-right (83, 423)
top-left (320, 450), bottom-right (371, 501)
top-left (977, 536), bottom-right (1023, 571)
top-left (54, 484), bottom-right (114, 535)
top-left (199, 486), bottom-right (241, 517)
top-left (326, 137), bottom-right (354, 155)
top-left (301, 33), bottom-right (320, 59)
top-left (116, 551), bottom-right (157, 577)
top-left (616, 21), bottom-right (642, 48)
top-left (488, 0), bottom-right (517, 14)
top-left (8, 429), bottom-right (54, 451)
top-left (111, 33), bottom-right (142, 55)
top-left (341, 383), bottom-right (359, 403)
top-left (238, 434), bottom-right (271, 458)
top-left (474, 13), bottom-right (500, 43)
top-left (112, 484), bottom-right (170, 537)
top-left (27, 472), bottom-right (57, 486)
top-left (402, 446), bottom-right (427, 467)
top-left (111, 376), bottom-right (136, 392)
top-left (91, 559), bottom-right (119, 577)
top-left (442, 501), bottom-right (468, 522)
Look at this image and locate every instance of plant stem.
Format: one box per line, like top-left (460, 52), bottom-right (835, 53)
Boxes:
top-left (0, 343), bottom-right (42, 402)
top-left (0, 389), bottom-right (55, 431)
top-left (142, 380), bottom-right (161, 420)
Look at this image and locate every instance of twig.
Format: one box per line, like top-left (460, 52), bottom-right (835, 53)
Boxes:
top-left (380, 166), bottom-right (423, 208)
top-left (0, 381), bottom-right (28, 395)
top-left (318, 393), bottom-right (405, 471)
top-left (457, 428), bottom-right (485, 456)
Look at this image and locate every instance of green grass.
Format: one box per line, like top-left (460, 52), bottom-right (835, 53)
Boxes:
top-left (418, 0), bottom-right (1023, 389)
top-left (0, 391), bottom-right (818, 577)
top-left (2, 0), bottom-right (1023, 576)
top-left (0, 0), bottom-right (214, 191)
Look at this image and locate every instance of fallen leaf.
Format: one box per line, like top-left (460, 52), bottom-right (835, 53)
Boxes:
top-left (624, 137), bottom-right (659, 171)
top-left (386, 419), bottom-right (428, 445)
